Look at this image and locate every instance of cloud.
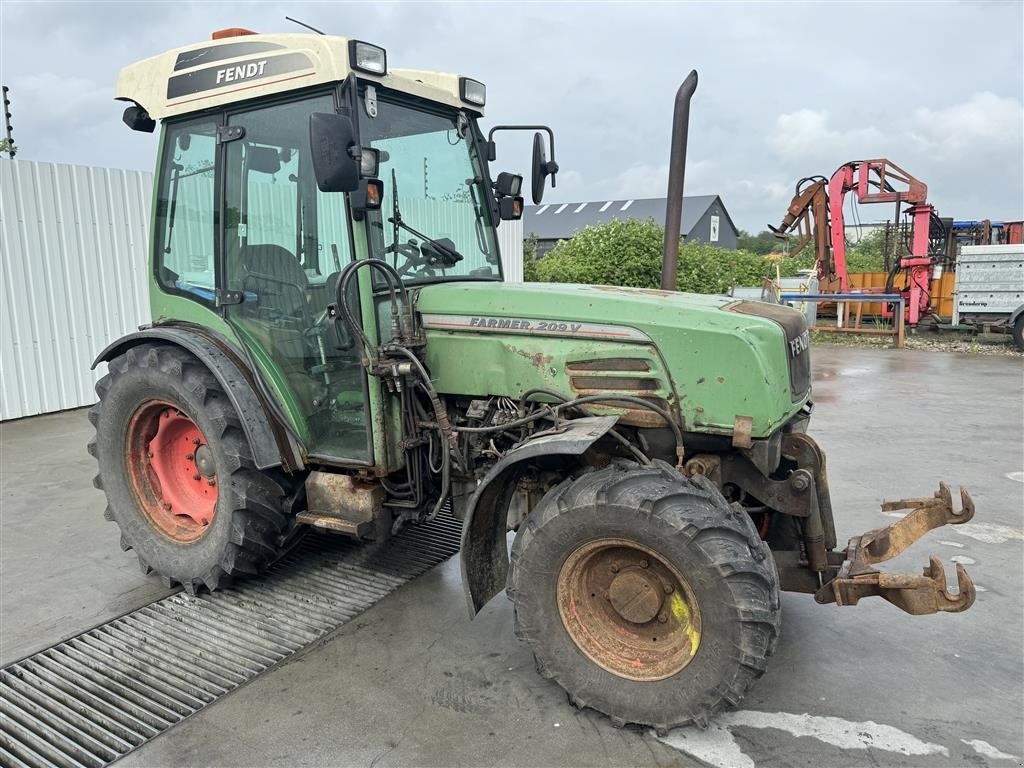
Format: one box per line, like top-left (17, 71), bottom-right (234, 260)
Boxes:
top-left (769, 109), bottom-right (884, 161)
top-left (910, 92), bottom-right (1024, 153)
top-left (0, 1), bottom-right (1020, 229)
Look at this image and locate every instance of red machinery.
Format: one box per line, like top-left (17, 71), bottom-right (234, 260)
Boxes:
top-left (770, 159), bottom-right (946, 326)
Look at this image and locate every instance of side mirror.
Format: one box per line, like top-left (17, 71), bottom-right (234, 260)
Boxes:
top-left (309, 112), bottom-right (360, 192)
top-left (531, 132), bottom-right (559, 205)
top-left (122, 105), bottom-right (155, 133)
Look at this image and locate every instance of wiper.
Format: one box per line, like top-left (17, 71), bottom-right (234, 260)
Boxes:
top-left (387, 168), bottom-right (464, 267)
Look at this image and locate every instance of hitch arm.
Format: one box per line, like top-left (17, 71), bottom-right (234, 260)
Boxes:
top-left (815, 483), bottom-right (976, 615)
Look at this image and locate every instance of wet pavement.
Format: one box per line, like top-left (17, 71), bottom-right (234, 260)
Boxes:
top-left (2, 345), bottom-right (1022, 767)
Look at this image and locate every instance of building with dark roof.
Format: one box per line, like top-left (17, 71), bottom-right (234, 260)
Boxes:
top-left (524, 195), bottom-right (739, 257)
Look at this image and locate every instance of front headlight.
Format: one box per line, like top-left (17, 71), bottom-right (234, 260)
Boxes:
top-left (459, 77), bottom-right (486, 107)
top-left (349, 40), bottom-right (387, 75)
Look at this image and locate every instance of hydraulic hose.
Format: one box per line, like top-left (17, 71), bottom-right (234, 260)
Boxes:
top-left (518, 388), bottom-right (651, 465)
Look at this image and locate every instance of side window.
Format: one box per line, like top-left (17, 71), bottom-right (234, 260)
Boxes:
top-left (154, 119), bottom-right (218, 300)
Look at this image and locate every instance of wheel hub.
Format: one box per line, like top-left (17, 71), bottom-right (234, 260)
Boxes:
top-left (608, 568), bottom-right (664, 624)
top-left (125, 401), bottom-right (218, 543)
top-left (557, 538), bottom-right (701, 682)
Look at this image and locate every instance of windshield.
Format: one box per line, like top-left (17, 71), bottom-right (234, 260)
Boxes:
top-left (360, 92), bottom-right (501, 284)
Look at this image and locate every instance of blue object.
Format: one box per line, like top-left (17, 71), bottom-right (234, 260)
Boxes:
top-left (779, 293), bottom-right (903, 303)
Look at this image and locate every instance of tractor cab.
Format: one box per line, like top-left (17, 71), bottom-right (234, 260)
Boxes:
top-left (117, 29), bottom-right (536, 466)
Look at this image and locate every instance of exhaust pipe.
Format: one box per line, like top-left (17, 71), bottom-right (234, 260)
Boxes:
top-left (661, 70), bottom-right (699, 291)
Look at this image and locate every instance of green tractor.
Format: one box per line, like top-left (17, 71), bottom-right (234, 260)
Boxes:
top-left (91, 28), bottom-right (976, 730)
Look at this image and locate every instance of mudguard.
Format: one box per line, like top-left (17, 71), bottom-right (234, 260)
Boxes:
top-left (460, 415), bottom-right (618, 616)
top-left (92, 324), bottom-right (302, 471)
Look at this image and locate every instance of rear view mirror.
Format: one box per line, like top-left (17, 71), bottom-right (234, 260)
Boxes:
top-left (122, 105), bottom-right (155, 133)
top-left (531, 132), bottom-right (559, 205)
top-left (309, 112), bottom-right (359, 192)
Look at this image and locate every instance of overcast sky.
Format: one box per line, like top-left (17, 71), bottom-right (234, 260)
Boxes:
top-left (1, 1), bottom-right (1021, 232)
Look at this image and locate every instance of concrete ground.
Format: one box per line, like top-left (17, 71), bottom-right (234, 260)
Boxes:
top-left (2, 346), bottom-right (1022, 767)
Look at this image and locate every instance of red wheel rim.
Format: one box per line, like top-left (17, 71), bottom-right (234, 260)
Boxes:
top-left (125, 401), bottom-right (218, 543)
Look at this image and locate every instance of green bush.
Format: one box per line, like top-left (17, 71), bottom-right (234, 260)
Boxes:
top-left (533, 218), bottom-right (816, 294)
top-left (522, 233), bottom-right (540, 282)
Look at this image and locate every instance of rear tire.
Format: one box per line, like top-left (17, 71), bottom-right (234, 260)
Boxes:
top-left (88, 344), bottom-right (293, 594)
top-left (1012, 314), bottom-right (1024, 352)
top-left (508, 460), bottom-right (780, 731)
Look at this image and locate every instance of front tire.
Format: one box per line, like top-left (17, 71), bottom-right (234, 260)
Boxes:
top-left (1012, 314), bottom-right (1024, 352)
top-left (88, 344), bottom-right (293, 594)
top-left (508, 460), bottom-right (780, 731)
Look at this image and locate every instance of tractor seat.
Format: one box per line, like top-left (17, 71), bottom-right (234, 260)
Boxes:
top-left (240, 243), bottom-right (309, 322)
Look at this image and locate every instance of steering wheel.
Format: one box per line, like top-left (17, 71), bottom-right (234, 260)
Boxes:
top-left (390, 239), bottom-right (436, 278)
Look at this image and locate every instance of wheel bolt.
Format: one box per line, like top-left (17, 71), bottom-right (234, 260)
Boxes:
top-left (640, 559), bottom-right (649, 569)
top-left (658, 612), bottom-right (668, 624)
top-left (162, 502), bottom-right (172, 511)
top-left (192, 438), bottom-right (201, 446)
top-left (609, 563), bottom-right (620, 574)
top-left (207, 478), bottom-right (216, 486)
top-left (603, 590), bottom-right (610, 600)
top-left (193, 473), bottom-right (201, 481)
top-left (663, 582), bottom-right (674, 595)
top-left (185, 453), bottom-right (194, 461)
top-left (147, 451), bottom-right (154, 458)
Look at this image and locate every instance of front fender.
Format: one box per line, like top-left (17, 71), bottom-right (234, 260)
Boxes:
top-left (460, 415), bottom-right (618, 616)
top-left (92, 324), bottom-right (302, 471)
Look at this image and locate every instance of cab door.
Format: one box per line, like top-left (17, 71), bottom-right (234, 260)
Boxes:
top-left (219, 92), bottom-right (373, 465)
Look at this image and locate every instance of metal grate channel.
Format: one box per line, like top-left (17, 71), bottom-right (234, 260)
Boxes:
top-left (0, 513), bottom-right (463, 768)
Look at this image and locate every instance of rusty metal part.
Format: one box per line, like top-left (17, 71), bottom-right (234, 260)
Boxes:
top-left (815, 483), bottom-right (976, 615)
top-left (868, 482), bottom-right (975, 564)
top-left (731, 415), bottom-right (753, 448)
top-left (303, 471), bottom-right (389, 541)
top-left (769, 178), bottom-right (832, 279)
top-left (782, 432), bottom-right (836, 550)
top-left (557, 538), bottom-right (701, 682)
top-left (295, 511), bottom-right (374, 537)
top-left (683, 453), bottom-right (721, 483)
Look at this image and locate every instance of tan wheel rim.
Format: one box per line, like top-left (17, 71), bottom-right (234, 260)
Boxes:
top-left (557, 538), bottom-right (701, 681)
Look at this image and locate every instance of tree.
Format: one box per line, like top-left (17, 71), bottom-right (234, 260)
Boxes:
top-left (533, 218), bottom-right (814, 294)
top-left (737, 229), bottom-right (783, 255)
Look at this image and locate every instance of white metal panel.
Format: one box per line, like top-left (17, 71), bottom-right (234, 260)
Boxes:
top-left (1, 159), bottom-right (154, 420)
top-left (497, 217), bottom-right (523, 282)
top-left (952, 244), bottom-right (1024, 324)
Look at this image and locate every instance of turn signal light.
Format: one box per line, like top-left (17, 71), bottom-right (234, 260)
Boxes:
top-left (212, 28), bottom-right (257, 39)
top-left (365, 179), bottom-right (383, 209)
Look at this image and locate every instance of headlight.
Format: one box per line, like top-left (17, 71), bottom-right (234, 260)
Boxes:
top-left (349, 40), bottom-right (387, 75)
top-left (459, 77), bottom-right (486, 107)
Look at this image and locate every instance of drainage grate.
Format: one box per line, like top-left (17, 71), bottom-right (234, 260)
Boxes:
top-left (0, 513), bottom-right (463, 768)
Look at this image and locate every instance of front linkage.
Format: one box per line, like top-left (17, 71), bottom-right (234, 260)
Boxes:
top-left (816, 483), bottom-right (976, 615)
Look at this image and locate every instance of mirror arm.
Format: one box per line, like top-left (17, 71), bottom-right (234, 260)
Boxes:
top-left (486, 124), bottom-right (558, 183)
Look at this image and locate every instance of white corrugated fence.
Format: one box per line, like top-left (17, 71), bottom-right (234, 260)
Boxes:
top-left (1, 159), bottom-right (153, 420)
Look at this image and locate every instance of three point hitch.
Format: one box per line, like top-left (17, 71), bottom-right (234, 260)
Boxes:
top-left (816, 483), bottom-right (976, 615)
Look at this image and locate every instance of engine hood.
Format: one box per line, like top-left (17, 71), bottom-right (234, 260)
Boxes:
top-left (415, 281), bottom-right (810, 437)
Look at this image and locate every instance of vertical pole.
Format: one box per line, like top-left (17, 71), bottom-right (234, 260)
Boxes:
top-left (661, 71), bottom-right (699, 291)
top-left (896, 299), bottom-right (906, 348)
